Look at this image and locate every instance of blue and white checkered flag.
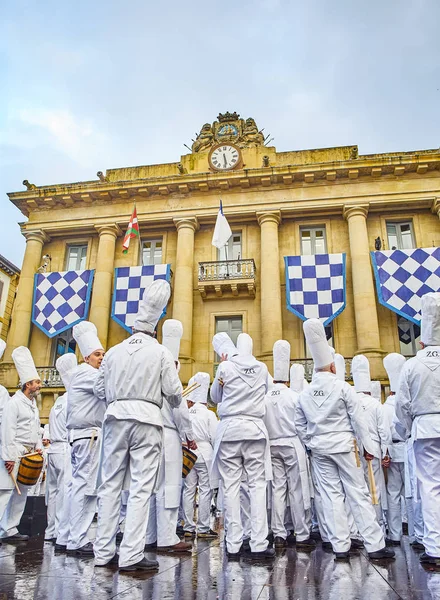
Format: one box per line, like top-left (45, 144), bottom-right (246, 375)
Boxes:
top-left (284, 254), bottom-right (346, 325)
top-left (111, 264), bottom-right (171, 333)
top-left (371, 247), bottom-right (440, 325)
top-left (32, 270), bottom-right (95, 338)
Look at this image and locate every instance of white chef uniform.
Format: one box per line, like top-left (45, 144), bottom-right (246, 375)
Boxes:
top-left (210, 332), bottom-right (271, 554)
top-left (0, 340), bottom-right (10, 434)
top-left (66, 321), bottom-right (105, 551)
top-left (0, 347), bottom-right (41, 539)
top-left (93, 280), bottom-right (182, 569)
top-left (182, 372), bottom-right (218, 535)
top-left (395, 293), bottom-right (440, 559)
top-left (295, 319), bottom-right (386, 554)
top-left (264, 340), bottom-right (311, 543)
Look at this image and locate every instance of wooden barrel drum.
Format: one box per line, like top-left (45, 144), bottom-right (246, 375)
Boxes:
top-left (17, 454), bottom-right (44, 486)
top-left (182, 447), bottom-right (197, 478)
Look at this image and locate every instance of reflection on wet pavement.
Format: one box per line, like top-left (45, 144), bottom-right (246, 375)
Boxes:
top-left (0, 534), bottom-right (439, 599)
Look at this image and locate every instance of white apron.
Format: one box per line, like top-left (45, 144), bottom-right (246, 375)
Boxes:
top-left (163, 426), bottom-right (182, 509)
top-left (292, 436), bottom-right (312, 511)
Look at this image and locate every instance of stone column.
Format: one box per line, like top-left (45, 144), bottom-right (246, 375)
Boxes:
top-left (172, 218), bottom-right (198, 371)
top-left (257, 211), bottom-right (283, 361)
top-left (343, 205), bottom-right (382, 358)
top-left (5, 229), bottom-right (49, 361)
top-left (89, 224), bottom-right (120, 349)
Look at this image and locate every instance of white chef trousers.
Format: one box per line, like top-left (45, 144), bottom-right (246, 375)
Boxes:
top-left (0, 484), bottom-right (29, 538)
top-left (217, 439), bottom-right (268, 554)
top-left (182, 458), bottom-right (212, 533)
top-left (414, 438), bottom-right (440, 557)
top-left (270, 445), bottom-right (310, 542)
top-left (94, 418), bottom-right (162, 568)
top-left (55, 451), bottom-right (72, 546)
top-left (311, 451), bottom-right (385, 553)
top-left (240, 482), bottom-right (252, 541)
top-left (45, 453), bottom-right (66, 539)
top-left (386, 461), bottom-right (405, 542)
top-left (362, 457), bottom-right (385, 532)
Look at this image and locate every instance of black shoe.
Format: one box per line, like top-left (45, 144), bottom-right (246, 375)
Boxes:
top-left (296, 537), bottom-right (317, 551)
top-left (119, 557), bottom-right (159, 571)
top-left (266, 532), bottom-right (274, 545)
top-left (76, 542), bottom-right (95, 556)
top-left (368, 547), bottom-right (395, 559)
top-left (274, 536), bottom-right (286, 548)
top-left (197, 529), bottom-right (218, 539)
top-left (322, 541), bottom-right (333, 551)
top-left (402, 522), bottom-right (409, 536)
top-left (145, 542), bottom-right (157, 550)
top-left (45, 537), bottom-right (56, 544)
top-left (286, 531), bottom-right (296, 546)
top-left (95, 554), bottom-right (119, 567)
top-left (241, 538), bottom-right (250, 552)
top-left (411, 541), bottom-right (425, 551)
top-left (226, 548), bottom-right (242, 560)
top-left (420, 552), bottom-right (440, 566)
top-left (54, 544), bottom-right (67, 552)
top-left (350, 539), bottom-right (365, 550)
top-left (248, 547), bottom-right (276, 560)
top-left (310, 530), bottom-right (322, 542)
top-left (176, 526), bottom-right (184, 538)
top-left (334, 552), bottom-right (350, 560)
top-left (2, 533), bottom-right (29, 542)
top-left (386, 538), bottom-right (401, 546)
top-left (115, 532), bottom-right (123, 544)
top-left (184, 531), bottom-right (196, 539)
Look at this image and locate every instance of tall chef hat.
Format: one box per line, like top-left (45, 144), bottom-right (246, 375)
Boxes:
top-left (290, 363), bottom-right (306, 392)
top-left (371, 381), bottom-right (382, 402)
top-left (73, 321), bottom-right (103, 359)
top-left (303, 319), bottom-right (334, 369)
top-left (162, 319), bottom-right (183, 362)
top-left (133, 279), bottom-right (171, 334)
top-left (237, 333), bottom-right (253, 357)
top-left (383, 353), bottom-right (406, 393)
top-left (212, 332), bottom-right (238, 359)
top-left (56, 353), bottom-right (78, 388)
top-left (421, 292), bottom-right (440, 346)
top-left (187, 372), bottom-right (211, 403)
top-left (273, 340), bottom-right (290, 382)
top-left (334, 353), bottom-right (346, 382)
top-left (351, 354), bottom-right (371, 393)
top-left (0, 339), bottom-right (6, 361)
top-left (12, 346), bottom-right (39, 385)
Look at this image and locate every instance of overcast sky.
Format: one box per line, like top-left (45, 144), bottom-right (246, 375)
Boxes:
top-left (1, 0), bottom-right (439, 267)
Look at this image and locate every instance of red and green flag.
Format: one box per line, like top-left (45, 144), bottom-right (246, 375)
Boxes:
top-left (122, 205), bottom-right (139, 254)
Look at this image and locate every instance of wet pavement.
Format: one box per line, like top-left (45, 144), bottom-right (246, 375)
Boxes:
top-left (0, 533), bottom-right (439, 599)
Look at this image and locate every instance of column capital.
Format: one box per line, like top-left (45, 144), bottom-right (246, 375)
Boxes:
top-left (23, 229), bottom-right (50, 244)
top-left (432, 197), bottom-right (440, 218)
top-left (95, 223), bottom-right (121, 238)
top-left (173, 217), bottom-right (199, 232)
top-left (256, 211), bottom-right (281, 227)
top-left (343, 204), bottom-right (369, 221)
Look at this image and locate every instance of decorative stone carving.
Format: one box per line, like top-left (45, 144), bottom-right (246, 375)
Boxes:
top-left (192, 123), bottom-right (214, 153)
top-left (191, 113), bottom-right (265, 153)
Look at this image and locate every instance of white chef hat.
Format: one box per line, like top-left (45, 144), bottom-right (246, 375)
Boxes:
top-left (12, 346), bottom-right (39, 385)
top-left (162, 319), bottom-right (183, 362)
top-left (237, 333), bottom-right (253, 357)
top-left (273, 340), bottom-right (290, 382)
top-left (187, 372), bottom-right (211, 403)
top-left (371, 381), bottom-right (382, 402)
top-left (290, 363), bottom-right (307, 393)
top-left (383, 353), bottom-right (406, 393)
top-left (133, 279), bottom-right (171, 334)
top-left (351, 355), bottom-right (371, 393)
top-left (73, 321), bottom-right (103, 359)
top-left (212, 332), bottom-right (238, 358)
top-left (56, 353), bottom-right (78, 388)
top-left (303, 319), bottom-right (334, 369)
top-left (0, 339), bottom-right (6, 361)
top-left (328, 346), bottom-right (336, 360)
top-left (421, 292), bottom-right (440, 346)
top-left (334, 353), bottom-right (346, 382)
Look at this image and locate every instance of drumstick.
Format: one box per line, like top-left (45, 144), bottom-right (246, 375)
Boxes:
top-left (182, 383), bottom-right (201, 398)
top-left (367, 459), bottom-right (379, 505)
top-left (9, 471), bottom-right (21, 496)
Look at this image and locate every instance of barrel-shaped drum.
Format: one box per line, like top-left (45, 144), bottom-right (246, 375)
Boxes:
top-left (182, 447), bottom-right (197, 478)
top-left (17, 454), bottom-right (44, 486)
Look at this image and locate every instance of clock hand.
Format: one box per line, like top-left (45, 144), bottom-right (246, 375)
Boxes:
top-left (223, 153), bottom-right (227, 167)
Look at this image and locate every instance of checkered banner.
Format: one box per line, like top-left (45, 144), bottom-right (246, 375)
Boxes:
top-left (371, 247), bottom-right (440, 325)
top-left (284, 253), bottom-right (346, 325)
top-left (32, 270), bottom-right (95, 338)
top-left (111, 264), bottom-right (171, 333)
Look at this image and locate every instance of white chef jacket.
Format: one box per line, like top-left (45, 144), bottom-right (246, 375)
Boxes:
top-left (0, 385), bottom-right (10, 442)
top-left (47, 393), bottom-right (69, 454)
top-left (188, 403), bottom-right (218, 462)
top-left (66, 363), bottom-right (105, 440)
top-left (382, 395), bottom-right (405, 462)
top-left (294, 371), bottom-right (374, 456)
top-left (264, 383), bottom-right (299, 447)
top-left (356, 392), bottom-right (391, 459)
top-left (1, 390), bottom-right (41, 462)
top-left (395, 346), bottom-right (440, 440)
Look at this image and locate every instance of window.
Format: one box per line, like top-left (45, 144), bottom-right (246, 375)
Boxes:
top-left (386, 222), bottom-right (415, 250)
top-left (0, 280), bottom-right (3, 304)
top-left (300, 227), bottom-right (327, 255)
top-left (217, 233), bottom-right (242, 262)
top-left (215, 316), bottom-right (243, 360)
top-left (66, 245), bottom-right (87, 270)
top-left (143, 239), bottom-right (163, 266)
top-left (53, 329), bottom-right (77, 365)
top-left (397, 316), bottom-right (420, 357)
top-left (304, 323), bottom-right (333, 358)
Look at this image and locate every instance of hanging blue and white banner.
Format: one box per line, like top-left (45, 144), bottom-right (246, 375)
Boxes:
top-left (111, 264), bottom-right (171, 333)
top-left (371, 247), bottom-right (440, 325)
top-left (284, 253), bottom-right (346, 325)
top-left (32, 270), bottom-right (95, 338)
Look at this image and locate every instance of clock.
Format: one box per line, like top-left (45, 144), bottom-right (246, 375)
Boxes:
top-left (209, 144), bottom-right (241, 171)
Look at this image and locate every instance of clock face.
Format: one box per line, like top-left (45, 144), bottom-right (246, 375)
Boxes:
top-left (209, 144), bottom-right (241, 171)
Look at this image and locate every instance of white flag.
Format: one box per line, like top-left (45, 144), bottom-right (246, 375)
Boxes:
top-left (212, 200), bottom-right (232, 249)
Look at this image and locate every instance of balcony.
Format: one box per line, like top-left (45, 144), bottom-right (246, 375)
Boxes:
top-left (198, 259), bottom-right (256, 300)
top-left (37, 367), bottom-right (63, 388)
top-left (292, 358), bottom-right (353, 381)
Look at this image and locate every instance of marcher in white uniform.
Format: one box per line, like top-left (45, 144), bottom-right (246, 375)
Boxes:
top-left (44, 354), bottom-right (77, 545)
top-left (395, 293), bottom-right (440, 566)
top-left (0, 341), bottom-right (10, 430)
top-left (66, 321), bottom-right (105, 555)
top-left (93, 281), bottom-right (183, 571)
top-left (0, 347), bottom-right (42, 542)
top-left (290, 363), bottom-right (309, 393)
top-left (294, 319), bottom-right (394, 560)
top-left (351, 355), bottom-right (391, 532)
top-left (264, 340), bottom-right (314, 550)
top-left (145, 319), bottom-right (195, 554)
top-left (182, 372), bottom-right (218, 539)
top-left (211, 332), bottom-right (274, 560)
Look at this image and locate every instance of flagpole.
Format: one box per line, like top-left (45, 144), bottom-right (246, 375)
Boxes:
top-left (136, 203), bottom-right (143, 266)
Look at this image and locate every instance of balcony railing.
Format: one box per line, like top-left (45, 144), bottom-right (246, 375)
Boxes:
top-left (37, 367), bottom-right (63, 388)
top-left (292, 358), bottom-right (353, 381)
top-left (198, 259), bottom-right (256, 299)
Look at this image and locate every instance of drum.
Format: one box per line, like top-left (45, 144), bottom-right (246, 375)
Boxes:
top-left (17, 454), bottom-right (44, 486)
top-left (182, 447), bottom-right (197, 478)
